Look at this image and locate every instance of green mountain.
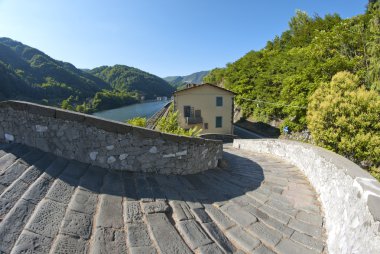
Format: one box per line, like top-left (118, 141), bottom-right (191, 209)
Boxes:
top-left (89, 65), bottom-right (175, 100)
top-left (0, 37), bottom-right (109, 103)
top-left (164, 71), bottom-right (209, 88)
top-left (0, 38), bottom-right (174, 111)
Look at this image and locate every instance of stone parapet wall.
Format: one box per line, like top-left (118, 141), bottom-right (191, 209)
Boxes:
top-left (233, 139), bottom-right (380, 254)
top-left (0, 101), bottom-right (222, 174)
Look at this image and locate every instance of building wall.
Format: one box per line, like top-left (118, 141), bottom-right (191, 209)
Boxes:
top-left (174, 85), bottom-right (234, 135)
top-left (0, 101), bottom-right (223, 175)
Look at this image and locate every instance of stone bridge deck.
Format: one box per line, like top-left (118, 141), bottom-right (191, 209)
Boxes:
top-left (0, 143), bottom-right (326, 254)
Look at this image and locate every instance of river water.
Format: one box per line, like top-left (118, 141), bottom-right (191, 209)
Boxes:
top-left (92, 100), bottom-right (168, 122)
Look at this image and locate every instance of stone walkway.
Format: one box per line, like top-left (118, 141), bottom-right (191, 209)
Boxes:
top-left (0, 143), bottom-right (326, 254)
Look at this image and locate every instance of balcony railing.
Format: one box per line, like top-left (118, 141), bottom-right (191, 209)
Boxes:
top-left (186, 116), bottom-right (203, 124)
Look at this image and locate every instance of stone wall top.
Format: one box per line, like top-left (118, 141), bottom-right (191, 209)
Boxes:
top-left (233, 139), bottom-right (380, 254)
top-left (0, 100), bottom-right (222, 174)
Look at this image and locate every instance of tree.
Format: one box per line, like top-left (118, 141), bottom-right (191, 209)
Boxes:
top-left (307, 72), bottom-right (380, 180)
top-left (367, 1), bottom-right (380, 91)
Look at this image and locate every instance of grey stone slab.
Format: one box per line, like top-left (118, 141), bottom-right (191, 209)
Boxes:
top-left (124, 200), bottom-right (143, 223)
top-left (101, 172), bottom-right (124, 196)
top-left (0, 199), bottom-right (36, 253)
top-left (60, 209), bottom-right (93, 239)
top-left (130, 246), bottom-right (157, 254)
top-left (177, 219), bottom-right (213, 250)
top-left (225, 226), bottom-right (261, 253)
top-left (275, 238), bottom-right (319, 254)
top-left (203, 222), bottom-right (236, 253)
top-left (204, 204), bottom-right (235, 230)
top-left (25, 199), bottom-right (66, 238)
top-left (10, 230), bottom-right (53, 254)
top-left (0, 179), bottom-right (29, 218)
top-left (0, 153), bottom-right (19, 173)
top-left (192, 208), bottom-right (212, 223)
top-left (247, 222), bottom-right (282, 248)
top-left (123, 175), bottom-right (138, 201)
top-left (367, 195), bottom-right (380, 222)
top-left (42, 157), bottom-right (68, 179)
top-left (288, 218), bottom-right (322, 238)
top-left (221, 203), bottom-right (257, 227)
top-left (68, 188), bottom-right (98, 215)
top-left (96, 194), bottom-right (123, 229)
top-left (291, 231), bottom-right (324, 253)
top-left (127, 222), bottom-right (152, 247)
top-left (171, 200), bottom-right (194, 221)
top-left (296, 210), bottom-right (323, 227)
top-left (19, 154), bottom-right (56, 184)
top-left (231, 195), bottom-right (262, 208)
top-left (22, 176), bottom-right (53, 205)
top-left (90, 227), bottom-right (127, 254)
top-left (46, 179), bottom-right (76, 204)
top-left (259, 205), bottom-right (292, 225)
top-left (245, 206), bottom-right (294, 237)
top-left (78, 166), bottom-right (106, 192)
top-left (18, 150), bottom-right (45, 166)
top-left (146, 213), bottom-right (192, 254)
top-left (135, 175), bottom-right (154, 202)
top-left (265, 199), bottom-right (298, 217)
top-left (59, 161), bottom-right (88, 183)
top-left (51, 234), bottom-right (88, 254)
top-left (141, 200), bottom-right (170, 214)
top-left (198, 243), bottom-right (224, 254)
top-left (252, 245), bottom-right (276, 254)
top-left (0, 161), bottom-right (28, 186)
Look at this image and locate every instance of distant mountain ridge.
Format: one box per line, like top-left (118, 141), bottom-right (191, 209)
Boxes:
top-left (0, 37), bottom-right (174, 109)
top-left (164, 71), bottom-right (209, 88)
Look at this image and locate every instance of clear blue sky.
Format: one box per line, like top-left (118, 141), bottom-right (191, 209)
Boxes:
top-left (0, 0), bottom-right (367, 77)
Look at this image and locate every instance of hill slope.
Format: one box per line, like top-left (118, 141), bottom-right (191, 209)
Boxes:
top-left (164, 71), bottom-right (209, 88)
top-left (89, 65), bottom-right (175, 99)
top-left (0, 37), bottom-right (109, 102)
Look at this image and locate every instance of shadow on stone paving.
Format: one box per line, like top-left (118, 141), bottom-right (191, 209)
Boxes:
top-left (1, 143), bottom-right (265, 205)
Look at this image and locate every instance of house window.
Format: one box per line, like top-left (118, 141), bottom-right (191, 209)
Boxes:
top-left (184, 106), bottom-right (191, 117)
top-left (216, 96), bottom-right (223, 106)
top-left (216, 116), bottom-right (222, 128)
top-left (204, 123), bottom-right (208, 129)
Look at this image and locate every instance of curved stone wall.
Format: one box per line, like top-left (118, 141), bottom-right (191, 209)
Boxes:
top-left (233, 139), bottom-right (380, 254)
top-left (0, 101), bottom-right (222, 174)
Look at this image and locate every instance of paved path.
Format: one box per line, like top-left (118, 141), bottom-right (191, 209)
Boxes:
top-left (233, 125), bottom-right (265, 139)
top-left (0, 143), bottom-right (326, 254)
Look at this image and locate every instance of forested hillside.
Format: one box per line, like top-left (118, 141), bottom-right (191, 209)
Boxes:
top-left (89, 65), bottom-right (175, 100)
top-left (204, 2), bottom-right (380, 179)
top-left (0, 38), bottom-right (173, 112)
top-left (164, 71), bottom-right (209, 89)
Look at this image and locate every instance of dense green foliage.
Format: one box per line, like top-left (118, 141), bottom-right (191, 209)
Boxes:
top-left (164, 71), bottom-right (209, 89)
top-left (204, 3), bottom-right (380, 179)
top-left (204, 9), bottom-right (378, 131)
top-left (126, 117), bottom-right (147, 127)
top-left (308, 72), bottom-right (380, 180)
top-left (0, 38), bottom-right (174, 112)
top-left (157, 105), bottom-right (202, 137)
top-left (89, 65), bottom-right (175, 100)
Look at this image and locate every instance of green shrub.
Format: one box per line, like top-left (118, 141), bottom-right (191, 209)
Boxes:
top-left (307, 71), bottom-right (380, 180)
top-left (127, 117), bottom-right (147, 127)
top-left (157, 105), bottom-right (202, 137)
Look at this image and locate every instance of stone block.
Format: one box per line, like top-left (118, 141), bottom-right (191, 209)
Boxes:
top-left (141, 200), bottom-right (170, 214)
top-left (127, 222), bottom-right (152, 247)
top-left (91, 227), bottom-right (127, 254)
top-left (177, 220), bottom-right (213, 250)
top-left (220, 203), bottom-right (257, 227)
top-left (96, 194), bottom-right (123, 229)
top-left (204, 204), bottom-right (235, 230)
top-left (130, 246), bottom-right (157, 254)
top-left (275, 238), bottom-right (318, 254)
top-left (25, 199), bottom-right (66, 238)
top-left (11, 230), bottom-right (53, 254)
top-left (51, 234), bottom-right (88, 253)
top-left (124, 201), bottom-right (143, 223)
top-left (198, 243), bottom-right (224, 254)
top-left (291, 231), bottom-right (324, 252)
top-left (60, 209), bottom-right (92, 239)
top-left (225, 226), bottom-right (260, 252)
top-left (247, 221), bottom-right (282, 248)
top-left (146, 213), bottom-right (192, 254)
top-left (288, 218), bottom-right (322, 238)
top-left (202, 222), bottom-right (236, 253)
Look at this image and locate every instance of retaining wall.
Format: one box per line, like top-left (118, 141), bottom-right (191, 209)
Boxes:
top-left (233, 139), bottom-right (380, 254)
top-left (0, 101), bottom-right (222, 174)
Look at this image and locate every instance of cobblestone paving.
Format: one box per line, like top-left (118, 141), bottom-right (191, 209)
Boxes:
top-left (0, 143), bottom-right (326, 253)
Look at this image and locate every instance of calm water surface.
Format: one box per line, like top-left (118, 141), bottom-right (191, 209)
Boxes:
top-left (93, 100), bottom-right (168, 122)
